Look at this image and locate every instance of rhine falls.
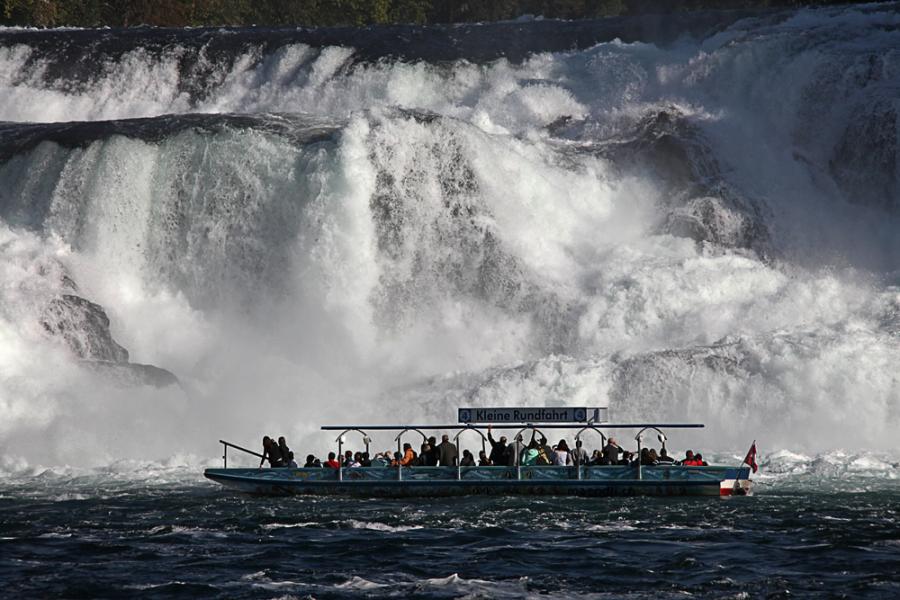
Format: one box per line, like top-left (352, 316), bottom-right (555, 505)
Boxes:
top-left (1, 4), bottom-right (899, 475)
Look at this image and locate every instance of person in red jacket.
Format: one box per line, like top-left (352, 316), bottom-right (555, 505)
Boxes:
top-left (324, 452), bottom-right (341, 469)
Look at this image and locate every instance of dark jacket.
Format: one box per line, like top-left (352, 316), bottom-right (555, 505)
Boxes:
top-left (487, 432), bottom-right (507, 466)
top-left (503, 443), bottom-right (518, 466)
top-left (438, 441), bottom-right (458, 466)
top-left (264, 445), bottom-right (284, 468)
top-left (602, 442), bottom-right (621, 464)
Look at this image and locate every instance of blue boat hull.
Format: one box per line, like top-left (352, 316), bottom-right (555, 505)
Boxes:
top-left (204, 465), bottom-right (751, 497)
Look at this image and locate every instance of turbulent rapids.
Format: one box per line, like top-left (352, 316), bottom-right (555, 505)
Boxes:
top-left (1, 3), bottom-right (900, 471)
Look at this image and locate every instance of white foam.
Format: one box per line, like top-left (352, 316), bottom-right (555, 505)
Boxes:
top-left (1, 5), bottom-right (899, 467)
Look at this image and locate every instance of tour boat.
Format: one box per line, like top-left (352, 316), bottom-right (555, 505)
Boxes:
top-left (204, 407), bottom-right (755, 497)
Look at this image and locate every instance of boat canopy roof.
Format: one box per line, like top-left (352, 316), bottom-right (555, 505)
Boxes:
top-left (321, 423), bottom-right (704, 431)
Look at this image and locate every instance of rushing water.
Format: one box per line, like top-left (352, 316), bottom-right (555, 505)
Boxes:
top-left (2, 2), bottom-right (900, 597)
top-left (1, 460), bottom-right (899, 599)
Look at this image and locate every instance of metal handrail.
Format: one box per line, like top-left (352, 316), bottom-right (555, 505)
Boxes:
top-left (219, 439), bottom-right (264, 468)
top-left (633, 426), bottom-right (668, 481)
top-left (393, 428), bottom-right (428, 480)
top-left (452, 425), bottom-right (487, 480)
top-left (335, 428), bottom-right (372, 482)
top-left (574, 426), bottom-right (608, 480)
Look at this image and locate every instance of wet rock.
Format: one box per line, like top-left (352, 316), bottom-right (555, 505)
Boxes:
top-left (82, 360), bottom-right (180, 388)
top-left (591, 108), bottom-right (772, 258)
top-left (39, 290), bottom-right (180, 388)
top-left (829, 101), bottom-right (897, 212)
top-left (41, 294), bottom-right (129, 363)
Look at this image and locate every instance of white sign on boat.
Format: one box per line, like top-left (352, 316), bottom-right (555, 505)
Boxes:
top-left (457, 407), bottom-right (609, 424)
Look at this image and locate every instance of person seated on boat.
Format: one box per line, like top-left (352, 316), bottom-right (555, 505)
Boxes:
top-left (694, 453), bottom-right (708, 466)
top-left (460, 449), bottom-right (476, 467)
top-left (399, 443), bottom-right (416, 466)
top-left (285, 451), bottom-right (299, 468)
top-left (597, 450), bottom-right (611, 466)
top-left (486, 425), bottom-right (508, 465)
top-left (277, 436), bottom-right (291, 463)
top-left (360, 452), bottom-right (372, 467)
top-left (640, 448), bottom-right (657, 466)
top-left (680, 450), bottom-right (704, 466)
top-left (348, 452), bottom-right (362, 468)
top-left (324, 452), bottom-right (341, 469)
top-left (589, 449), bottom-right (603, 465)
top-left (389, 451), bottom-right (403, 467)
top-left (478, 450), bottom-right (492, 466)
top-left (260, 436), bottom-right (284, 468)
top-left (572, 439), bottom-right (589, 466)
top-left (521, 439), bottom-right (540, 465)
top-left (603, 437), bottom-right (622, 465)
top-left (372, 451), bottom-right (392, 467)
top-left (304, 454), bottom-right (322, 468)
top-left (618, 450), bottom-right (634, 466)
top-left (343, 450), bottom-right (355, 467)
top-left (438, 434), bottom-right (458, 466)
top-left (657, 447), bottom-right (675, 464)
top-left (553, 440), bottom-right (572, 466)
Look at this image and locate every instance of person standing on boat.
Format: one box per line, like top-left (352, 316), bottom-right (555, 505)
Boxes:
top-left (438, 434), bottom-right (458, 466)
top-left (553, 440), bottom-right (572, 466)
top-left (486, 425), bottom-right (507, 465)
top-left (425, 437), bottom-right (439, 466)
top-left (277, 437), bottom-right (291, 464)
top-left (260, 436), bottom-right (284, 468)
top-left (571, 439), bottom-right (589, 466)
top-left (603, 437), bottom-right (621, 465)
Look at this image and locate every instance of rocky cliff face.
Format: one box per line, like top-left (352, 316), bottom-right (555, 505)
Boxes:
top-left (21, 258), bottom-right (179, 388)
top-left (41, 294), bottom-right (130, 363)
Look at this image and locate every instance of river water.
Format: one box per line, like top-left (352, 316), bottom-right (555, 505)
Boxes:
top-left (2, 455), bottom-right (899, 599)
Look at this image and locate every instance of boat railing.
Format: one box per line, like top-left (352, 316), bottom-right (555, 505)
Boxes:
top-left (452, 425), bottom-right (487, 480)
top-left (210, 423), bottom-right (707, 478)
top-left (219, 439), bottom-right (265, 468)
top-left (334, 428), bottom-right (373, 482)
top-left (634, 426), bottom-right (668, 481)
top-left (574, 425), bottom-right (608, 480)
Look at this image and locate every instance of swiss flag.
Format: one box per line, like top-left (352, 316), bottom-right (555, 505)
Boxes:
top-left (743, 441), bottom-right (758, 473)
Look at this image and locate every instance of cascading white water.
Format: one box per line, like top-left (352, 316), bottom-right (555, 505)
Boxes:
top-left (1, 3), bottom-right (898, 469)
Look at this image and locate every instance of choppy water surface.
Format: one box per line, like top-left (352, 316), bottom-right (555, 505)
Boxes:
top-left (2, 465), bottom-right (899, 599)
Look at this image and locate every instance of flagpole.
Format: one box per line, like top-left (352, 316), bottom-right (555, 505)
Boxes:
top-left (736, 439), bottom-right (757, 491)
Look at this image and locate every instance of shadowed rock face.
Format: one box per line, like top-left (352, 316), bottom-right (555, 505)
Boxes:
top-left (830, 101), bottom-right (898, 212)
top-left (556, 109), bottom-right (772, 257)
top-left (39, 286), bottom-right (179, 388)
top-left (617, 111), bottom-right (771, 256)
top-left (41, 294), bottom-right (130, 363)
top-left (82, 360), bottom-right (181, 388)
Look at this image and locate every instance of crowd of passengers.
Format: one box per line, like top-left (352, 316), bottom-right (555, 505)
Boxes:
top-left (260, 425), bottom-right (710, 469)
